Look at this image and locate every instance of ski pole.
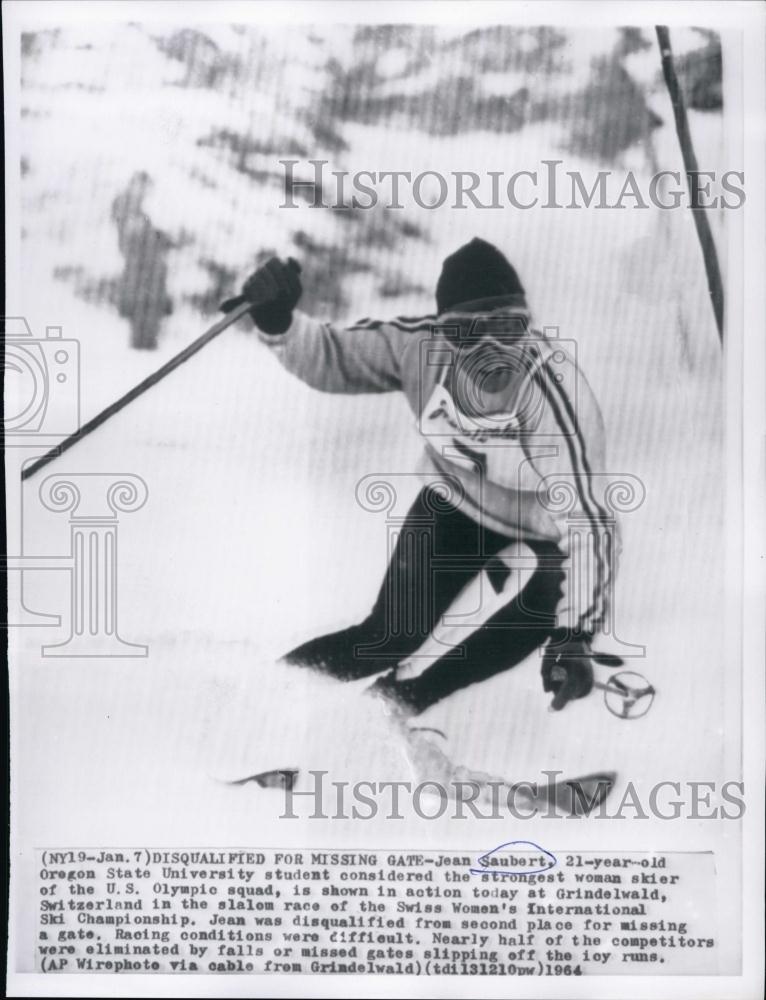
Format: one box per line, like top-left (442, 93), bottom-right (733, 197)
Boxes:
top-left (656, 25), bottom-right (724, 343)
top-left (21, 300), bottom-right (253, 482)
top-left (550, 666), bottom-right (654, 699)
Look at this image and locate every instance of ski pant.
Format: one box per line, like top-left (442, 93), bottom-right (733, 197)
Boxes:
top-left (284, 486), bottom-right (565, 714)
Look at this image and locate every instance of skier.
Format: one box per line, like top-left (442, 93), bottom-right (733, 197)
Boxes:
top-left (111, 171), bottom-right (174, 350)
top-left (224, 238), bottom-right (616, 716)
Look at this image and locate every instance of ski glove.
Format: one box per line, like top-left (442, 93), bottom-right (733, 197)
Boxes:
top-left (541, 631), bottom-right (594, 711)
top-left (221, 256), bottom-right (302, 335)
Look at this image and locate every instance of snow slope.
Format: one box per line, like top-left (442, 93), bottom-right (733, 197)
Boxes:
top-left (10, 23), bottom-right (731, 850)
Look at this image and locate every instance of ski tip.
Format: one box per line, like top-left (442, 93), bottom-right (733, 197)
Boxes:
top-left (216, 769), bottom-right (299, 790)
top-left (561, 771), bottom-right (617, 815)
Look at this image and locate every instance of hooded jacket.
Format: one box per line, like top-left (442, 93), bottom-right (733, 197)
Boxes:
top-left (259, 295), bottom-right (615, 637)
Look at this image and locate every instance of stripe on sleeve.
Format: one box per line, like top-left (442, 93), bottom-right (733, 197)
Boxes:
top-left (529, 364), bottom-right (609, 633)
top-left (543, 362), bottom-right (612, 631)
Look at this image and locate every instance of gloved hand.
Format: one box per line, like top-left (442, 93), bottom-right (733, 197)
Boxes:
top-left (221, 256), bottom-right (302, 335)
top-left (541, 632), bottom-right (594, 711)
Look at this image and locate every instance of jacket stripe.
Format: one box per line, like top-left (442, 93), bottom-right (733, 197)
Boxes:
top-left (348, 315), bottom-right (437, 333)
top-left (543, 361), bottom-right (611, 630)
top-left (530, 364), bottom-right (607, 632)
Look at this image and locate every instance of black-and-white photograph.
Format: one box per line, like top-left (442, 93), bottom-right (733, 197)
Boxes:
top-left (4, 2), bottom-right (764, 997)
